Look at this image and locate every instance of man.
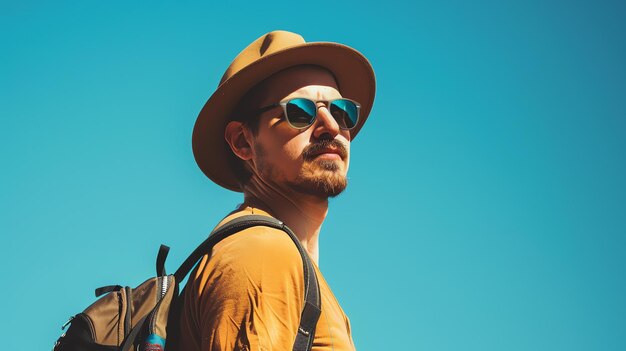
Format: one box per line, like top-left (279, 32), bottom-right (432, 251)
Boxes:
top-left (178, 30), bottom-right (375, 351)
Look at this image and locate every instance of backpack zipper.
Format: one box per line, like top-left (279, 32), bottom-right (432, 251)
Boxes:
top-left (73, 313), bottom-right (96, 340)
top-left (124, 286), bottom-right (132, 338)
top-left (147, 275), bottom-right (171, 334)
top-left (160, 275), bottom-right (168, 298)
top-left (54, 313), bottom-right (96, 350)
top-left (61, 316), bottom-right (74, 330)
top-left (132, 277), bottom-right (169, 350)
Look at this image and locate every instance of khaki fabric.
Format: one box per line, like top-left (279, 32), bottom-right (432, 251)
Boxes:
top-left (178, 207), bottom-right (355, 351)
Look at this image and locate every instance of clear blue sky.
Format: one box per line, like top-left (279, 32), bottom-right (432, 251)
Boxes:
top-left (2, 1), bottom-right (625, 350)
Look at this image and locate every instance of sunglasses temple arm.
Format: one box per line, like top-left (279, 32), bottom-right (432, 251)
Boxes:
top-left (256, 103), bottom-right (281, 114)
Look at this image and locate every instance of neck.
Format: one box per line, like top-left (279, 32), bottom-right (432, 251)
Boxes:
top-left (242, 181), bottom-right (329, 264)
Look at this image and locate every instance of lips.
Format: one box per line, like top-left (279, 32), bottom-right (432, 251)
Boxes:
top-left (303, 140), bottom-right (348, 161)
top-left (311, 148), bottom-right (344, 159)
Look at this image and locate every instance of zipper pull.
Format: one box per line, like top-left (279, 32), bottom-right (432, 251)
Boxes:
top-left (61, 316), bottom-right (74, 330)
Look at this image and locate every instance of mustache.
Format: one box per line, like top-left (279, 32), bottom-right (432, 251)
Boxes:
top-left (302, 139), bottom-right (348, 160)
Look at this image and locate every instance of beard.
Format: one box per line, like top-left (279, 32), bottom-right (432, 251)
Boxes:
top-left (256, 139), bottom-right (349, 198)
top-left (291, 159), bottom-right (348, 198)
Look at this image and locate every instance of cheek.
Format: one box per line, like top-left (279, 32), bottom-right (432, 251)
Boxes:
top-left (282, 139), bottom-right (305, 162)
top-left (254, 131), bottom-right (305, 171)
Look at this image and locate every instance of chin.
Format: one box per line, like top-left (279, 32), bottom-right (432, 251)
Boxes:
top-left (316, 159), bottom-right (342, 172)
top-left (292, 170), bottom-right (348, 198)
top-left (321, 176), bottom-right (348, 198)
top-left (285, 159), bottom-right (347, 198)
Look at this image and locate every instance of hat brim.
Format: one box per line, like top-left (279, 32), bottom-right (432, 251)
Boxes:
top-left (192, 42), bottom-right (376, 192)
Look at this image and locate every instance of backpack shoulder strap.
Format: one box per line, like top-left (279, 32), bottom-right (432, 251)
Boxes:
top-left (173, 214), bottom-right (321, 351)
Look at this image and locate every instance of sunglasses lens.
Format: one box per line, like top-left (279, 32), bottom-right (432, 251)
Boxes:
top-left (330, 99), bottom-right (359, 129)
top-left (285, 98), bottom-right (317, 128)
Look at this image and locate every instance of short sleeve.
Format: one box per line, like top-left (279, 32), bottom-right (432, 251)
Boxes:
top-left (183, 226), bottom-right (306, 351)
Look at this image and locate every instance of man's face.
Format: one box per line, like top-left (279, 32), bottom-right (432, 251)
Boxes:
top-left (242, 66), bottom-right (352, 198)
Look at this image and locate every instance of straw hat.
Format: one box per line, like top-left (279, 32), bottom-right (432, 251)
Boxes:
top-left (192, 30), bottom-right (376, 191)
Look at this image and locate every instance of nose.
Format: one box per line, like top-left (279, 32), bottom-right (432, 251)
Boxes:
top-left (311, 103), bottom-right (340, 139)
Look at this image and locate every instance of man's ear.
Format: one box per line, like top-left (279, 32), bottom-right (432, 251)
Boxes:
top-left (225, 120), bottom-right (253, 161)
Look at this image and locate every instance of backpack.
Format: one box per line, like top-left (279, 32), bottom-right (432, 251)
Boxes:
top-left (53, 215), bottom-right (322, 351)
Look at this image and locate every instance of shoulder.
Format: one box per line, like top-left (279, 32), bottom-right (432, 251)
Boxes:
top-left (188, 223), bottom-right (306, 310)
top-left (187, 210), bottom-right (307, 300)
top-left (179, 221), bottom-right (308, 349)
top-left (210, 208), bottom-right (302, 262)
top-left (212, 225), bottom-right (304, 276)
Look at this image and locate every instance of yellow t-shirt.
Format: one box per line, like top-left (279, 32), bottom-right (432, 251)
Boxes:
top-left (177, 207), bottom-right (356, 351)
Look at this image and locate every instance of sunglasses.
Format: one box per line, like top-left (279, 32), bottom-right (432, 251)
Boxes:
top-left (253, 98), bottom-right (361, 130)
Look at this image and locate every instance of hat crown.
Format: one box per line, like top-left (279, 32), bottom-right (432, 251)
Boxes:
top-left (219, 31), bottom-right (306, 86)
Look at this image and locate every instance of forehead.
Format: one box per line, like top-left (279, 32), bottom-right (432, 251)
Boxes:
top-left (243, 65), bottom-right (340, 106)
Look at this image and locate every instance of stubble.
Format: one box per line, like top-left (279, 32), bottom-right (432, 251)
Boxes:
top-left (255, 139), bottom-right (349, 198)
